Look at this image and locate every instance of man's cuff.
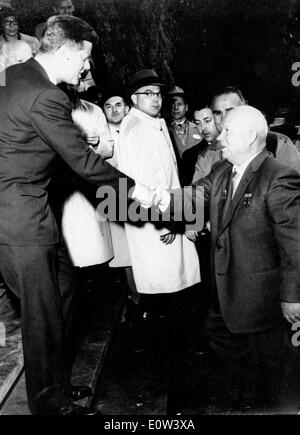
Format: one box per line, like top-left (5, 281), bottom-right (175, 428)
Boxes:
top-left (158, 189), bottom-right (171, 212)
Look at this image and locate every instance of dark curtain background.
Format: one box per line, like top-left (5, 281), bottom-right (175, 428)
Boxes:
top-left (11, 0), bottom-right (300, 120)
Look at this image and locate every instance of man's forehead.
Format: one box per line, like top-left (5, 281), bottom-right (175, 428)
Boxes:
top-left (195, 108), bottom-right (213, 119)
top-left (78, 40), bottom-right (92, 53)
top-left (172, 95), bottom-right (185, 104)
top-left (213, 93), bottom-right (243, 109)
top-left (136, 85), bottom-right (160, 93)
top-left (223, 109), bottom-right (249, 130)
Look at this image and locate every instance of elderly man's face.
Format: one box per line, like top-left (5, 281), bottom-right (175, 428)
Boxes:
top-left (194, 108), bottom-right (218, 143)
top-left (132, 85), bottom-right (162, 117)
top-left (171, 96), bottom-right (188, 121)
top-left (212, 92), bottom-right (244, 132)
top-left (2, 15), bottom-right (18, 38)
top-left (104, 96), bottom-right (129, 125)
top-left (55, 0), bottom-right (75, 15)
top-left (217, 110), bottom-right (251, 165)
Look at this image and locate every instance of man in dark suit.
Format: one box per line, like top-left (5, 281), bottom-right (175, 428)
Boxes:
top-left (0, 15), bottom-right (152, 415)
top-left (159, 105), bottom-right (300, 411)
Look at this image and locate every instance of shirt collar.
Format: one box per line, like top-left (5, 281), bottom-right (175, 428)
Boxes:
top-left (232, 150), bottom-right (263, 175)
top-left (130, 107), bottom-right (162, 129)
top-left (172, 118), bottom-right (187, 127)
top-left (108, 123), bottom-right (121, 134)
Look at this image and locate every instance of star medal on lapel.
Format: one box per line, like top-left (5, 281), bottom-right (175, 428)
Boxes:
top-left (243, 193), bottom-right (252, 207)
top-left (222, 188), bottom-right (228, 200)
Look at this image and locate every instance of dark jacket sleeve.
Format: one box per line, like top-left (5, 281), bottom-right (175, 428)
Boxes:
top-left (163, 166), bottom-right (215, 231)
top-left (31, 87), bottom-right (135, 193)
top-left (266, 168), bottom-right (300, 302)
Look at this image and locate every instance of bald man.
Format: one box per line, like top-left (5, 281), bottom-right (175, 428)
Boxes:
top-left (162, 105), bottom-right (300, 411)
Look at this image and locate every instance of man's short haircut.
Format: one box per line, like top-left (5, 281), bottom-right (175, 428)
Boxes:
top-left (39, 15), bottom-right (98, 54)
top-left (194, 105), bottom-right (211, 113)
top-left (211, 86), bottom-right (247, 107)
top-left (101, 89), bottom-right (129, 108)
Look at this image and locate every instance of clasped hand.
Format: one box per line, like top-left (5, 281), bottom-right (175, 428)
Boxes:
top-left (281, 302), bottom-right (300, 324)
top-left (131, 184), bottom-right (170, 210)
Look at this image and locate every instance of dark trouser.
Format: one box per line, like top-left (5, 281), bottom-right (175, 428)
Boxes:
top-left (140, 285), bottom-right (201, 413)
top-left (0, 243), bottom-right (76, 414)
top-left (205, 307), bottom-right (286, 409)
top-left (56, 241), bottom-right (80, 383)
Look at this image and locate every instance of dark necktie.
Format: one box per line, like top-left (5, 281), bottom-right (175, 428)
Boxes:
top-left (221, 168), bottom-right (237, 223)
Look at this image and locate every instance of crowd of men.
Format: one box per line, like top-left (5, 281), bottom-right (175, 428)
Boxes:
top-left (0, 0), bottom-right (300, 416)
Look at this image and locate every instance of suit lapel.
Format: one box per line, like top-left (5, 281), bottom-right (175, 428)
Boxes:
top-left (218, 150), bottom-right (269, 237)
top-left (188, 123), bottom-right (201, 145)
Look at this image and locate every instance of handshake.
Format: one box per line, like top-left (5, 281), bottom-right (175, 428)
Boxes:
top-left (131, 183), bottom-right (171, 211)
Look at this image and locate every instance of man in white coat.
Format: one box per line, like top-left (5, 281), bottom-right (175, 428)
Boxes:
top-left (117, 69), bottom-right (201, 413)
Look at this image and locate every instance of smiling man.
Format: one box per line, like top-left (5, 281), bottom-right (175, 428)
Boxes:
top-left (161, 105), bottom-right (300, 411)
top-left (0, 15), bottom-right (152, 415)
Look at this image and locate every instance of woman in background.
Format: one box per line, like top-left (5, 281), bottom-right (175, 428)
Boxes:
top-left (0, 7), bottom-right (39, 55)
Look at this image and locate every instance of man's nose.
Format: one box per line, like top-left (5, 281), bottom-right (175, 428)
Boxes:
top-left (84, 59), bottom-right (90, 70)
top-left (196, 123), bottom-right (203, 133)
top-left (219, 113), bottom-right (225, 126)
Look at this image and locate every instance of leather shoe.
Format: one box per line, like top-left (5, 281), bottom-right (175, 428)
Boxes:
top-left (64, 385), bottom-right (93, 401)
top-left (59, 403), bottom-right (100, 415)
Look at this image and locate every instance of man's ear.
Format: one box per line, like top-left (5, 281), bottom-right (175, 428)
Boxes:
top-left (54, 44), bottom-right (70, 62)
top-left (131, 94), bottom-right (137, 106)
top-left (53, 7), bottom-right (58, 14)
top-left (185, 103), bottom-right (189, 113)
top-left (248, 129), bottom-right (258, 146)
top-left (125, 105), bottom-right (130, 115)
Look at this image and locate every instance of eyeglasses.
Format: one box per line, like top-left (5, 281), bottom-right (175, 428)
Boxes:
top-left (135, 91), bottom-right (162, 99)
top-left (3, 20), bottom-right (18, 27)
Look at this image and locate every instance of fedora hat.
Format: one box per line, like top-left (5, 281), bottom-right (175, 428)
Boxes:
top-left (168, 85), bottom-right (185, 96)
top-left (129, 69), bottom-right (166, 95)
top-left (101, 87), bottom-right (129, 106)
